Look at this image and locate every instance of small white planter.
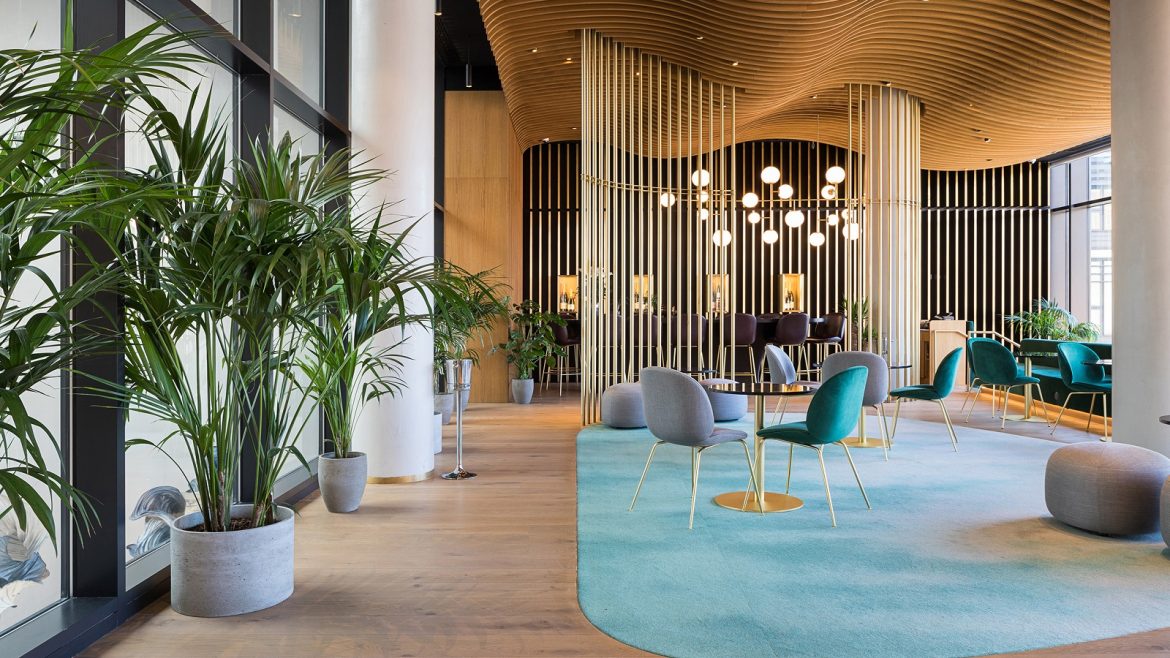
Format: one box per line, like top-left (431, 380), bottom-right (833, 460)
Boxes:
top-left (318, 452), bottom-right (368, 513)
top-left (512, 378), bottom-right (535, 404)
top-left (432, 412), bottom-right (443, 453)
top-left (170, 504), bottom-right (294, 617)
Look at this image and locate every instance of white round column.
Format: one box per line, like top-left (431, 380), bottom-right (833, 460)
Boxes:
top-left (1112, 1), bottom-right (1170, 453)
top-left (350, 0), bottom-right (436, 480)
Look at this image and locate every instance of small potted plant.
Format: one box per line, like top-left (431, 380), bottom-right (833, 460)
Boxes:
top-left (496, 301), bottom-right (566, 404)
top-left (1005, 298), bottom-right (1100, 340)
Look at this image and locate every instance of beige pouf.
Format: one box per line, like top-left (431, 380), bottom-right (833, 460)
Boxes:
top-left (700, 378), bottom-right (748, 422)
top-left (600, 383), bottom-right (645, 429)
top-left (1045, 442), bottom-right (1170, 536)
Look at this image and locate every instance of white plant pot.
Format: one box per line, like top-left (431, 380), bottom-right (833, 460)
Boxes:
top-left (318, 452), bottom-right (367, 513)
top-left (170, 504), bottom-right (294, 617)
top-left (435, 392), bottom-right (455, 425)
top-left (432, 412), bottom-right (443, 454)
top-left (512, 378), bottom-right (535, 404)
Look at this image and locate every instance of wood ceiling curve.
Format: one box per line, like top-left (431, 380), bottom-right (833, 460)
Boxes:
top-left (478, 0), bottom-right (1110, 170)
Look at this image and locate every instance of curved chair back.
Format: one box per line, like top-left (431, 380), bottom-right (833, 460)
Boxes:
top-left (639, 367), bottom-right (715, 446)
top-left (805, 366), bottom-right (868, 444)
top-left (764, 344), bottom-right (797, 385)
top-left (931, 347), bottom-right (964, 398)
top-left (821, 351), bottom-right (888, 406)
top-left (1056, 341), bottom-right (1107, 387)
top-left (675, 314), bottom-right (706, 345)
top-left (823, 312), bottom-right (847, 340)
top-left (723, 313), bottom-right (757, 346)
top-left (552, 322), bottom-right (572, 346)
top-left (633, 313), bottom-right (660, 347)
top-left (773, 312), bottom-right (810, 345)
top-left (967, 337), bottom-right (1018, 386)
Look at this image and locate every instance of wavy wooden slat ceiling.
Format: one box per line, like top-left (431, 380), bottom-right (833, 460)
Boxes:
top-left (478, 0), bottom-right (1109, 170)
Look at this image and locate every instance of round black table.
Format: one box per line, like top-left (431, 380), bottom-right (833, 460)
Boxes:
top-left (705, 382), bottom-right (816, 513)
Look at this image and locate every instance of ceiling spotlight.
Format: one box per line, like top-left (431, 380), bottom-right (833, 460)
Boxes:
top-left (699, 208), bottom-right (710, 221)
top-left (881, 80), bottom-right (892, 87)
top-left (712, 229), bottom-right (733, 246)
top-left (778, 184), bottom-right (794, 200)
top-left (691, 168), bottom-right (711, 187)
top-left (982, 137), bottom-right (992, 143)
top-left (696, 35), bottom-right (704, 40)
top-left (434, 0), bottom-right (442, 16)
top-left (825, 165), bottom-right (846, 184)
top-left (760, 166), bottom-right (781, 185)
top-left (564, 57), bottom-right (573, 63)
top-left (845, 222), bottom-right (861, 240)
top-left (762, 229), bottom-right (779, 245)
top-left (809, 231), bottom-right (826, 247)
top-left (742, 192), bottom-right (759, 208)
top-left (748, 210), bottom-right (761, 224)
top-left (826, 213), bottom-right (840, 226)
top-left (660, 192), bottom-right (676, 208)
top-left (465, 62), bottom-right (472, 88)
top-left (731, 61), bottom-right (740, 67)
top-left (784, 210), bottom-right (805, 228)
top-left (530, 48), bottom-right (539, 53)
top-left (820, 184), bottom-right (837, 200)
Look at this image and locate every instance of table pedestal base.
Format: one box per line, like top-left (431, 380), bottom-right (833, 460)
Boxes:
top-left (713, 491), bottom-right (803, 513)
top-left (841, 436), bottom-right (889, 449)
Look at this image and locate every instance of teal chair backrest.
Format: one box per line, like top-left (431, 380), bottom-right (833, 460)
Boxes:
top-left (805, 366), bottom-right (868, 444)
top-left (932, 347), bottom-right (964, 398)
top-left (1056, 341), bottom-right (1107, 387)
top-left (967, 337), bottom-right (1018, 386)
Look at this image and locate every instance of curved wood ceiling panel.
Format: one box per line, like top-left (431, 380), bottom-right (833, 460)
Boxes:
top-left (479, 0), bottom-right (1109, 169)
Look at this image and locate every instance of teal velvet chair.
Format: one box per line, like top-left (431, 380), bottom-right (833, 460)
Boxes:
top-left (889, 347), bottom-right (963, 451)
top-left (966, 337), bottom-right (1051, 429)
top-left (757, 366), bottom-right (871, 527)
top-left (1051, 341), bottom-right (1113, 440)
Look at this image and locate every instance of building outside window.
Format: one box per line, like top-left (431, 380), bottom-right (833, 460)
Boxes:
top-left (1049, 147), bottom-right (1113, 341)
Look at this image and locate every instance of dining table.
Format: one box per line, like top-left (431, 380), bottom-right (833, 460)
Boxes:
top-left (705, 381), bottom-right (816, 512)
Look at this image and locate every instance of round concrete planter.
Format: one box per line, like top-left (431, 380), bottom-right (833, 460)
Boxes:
top-left (170, 504), bottom-right (294, 617)
top-left (432, 412), bottom-right (443, 453)
top-left (318, 452), bottom-right (368, 513)
top-left (435, 392), bottom-right (455, 425)
top-left (512, 378), bottom-right (535, 404)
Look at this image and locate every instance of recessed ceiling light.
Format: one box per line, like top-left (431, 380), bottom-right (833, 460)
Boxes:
top-left (696, 36), bottom-right (704, 40)
top-left (881, 80), bottom-right (892, 87)
top-left (564, 57), bottom-right (572, 63)
top-left (542, 137), bottom-right (550, 143)
top-left (571, 127), bottom-right (578, 131)
top-left (731, 61), bottom-right (739, 67)
top-left (811, 94), bottom-right (818, 99)
top-left (530, 48), bottom-right (538, 53)
top-left (635, 71), bottom-right (640, 76)
top-left (982, 137), bottom-right (991, 143)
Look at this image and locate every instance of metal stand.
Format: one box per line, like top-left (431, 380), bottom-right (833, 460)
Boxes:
top-left (442, 359), bottom-right (476, 480)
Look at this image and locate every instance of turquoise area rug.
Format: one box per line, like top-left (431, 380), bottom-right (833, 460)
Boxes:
top-left (577, 414), bottom-right (1170, 657)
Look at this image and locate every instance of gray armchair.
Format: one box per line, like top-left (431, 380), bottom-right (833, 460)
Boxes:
top-left (821, 351), bottom-right (891, 460)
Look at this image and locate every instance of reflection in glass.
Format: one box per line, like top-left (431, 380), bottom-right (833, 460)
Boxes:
top-left (274, 0), bottom-right (323, 103)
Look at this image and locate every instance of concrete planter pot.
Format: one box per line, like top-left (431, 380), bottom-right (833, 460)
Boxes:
top-left (170, 504), bottom-right (294, 617)
top-left (318, 452), bottom-right (368, 513)
top-left (511, 378), bottom-right (535, 404)
top-left (432, 412), bottom-right (443, 453)
top-left (435, 392), bottom-right (455, 425)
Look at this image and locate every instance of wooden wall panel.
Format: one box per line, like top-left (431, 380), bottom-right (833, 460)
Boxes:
top-left (444, 91), bottom-right (523, 403)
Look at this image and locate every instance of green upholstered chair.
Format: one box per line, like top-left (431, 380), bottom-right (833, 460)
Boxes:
top-left (889, 347), bottom-right (963, 451)
top-left (1051, 341), bottom-right (1113, 440)
top-left (966, 337), bottom-right (1051, 429)
top-left (757, 366), bottom-right (871, 527)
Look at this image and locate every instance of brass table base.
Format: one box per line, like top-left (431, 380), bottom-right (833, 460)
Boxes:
top-left (713, 491), bottom-right (804, 513)
top-left (841, 436), bottom-right (890, 449)
top-left (1001, 414), bottom-right (1049, 423)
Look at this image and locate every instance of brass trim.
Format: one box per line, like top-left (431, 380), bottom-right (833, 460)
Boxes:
top-left (367, 469), bottom-right (435, 484)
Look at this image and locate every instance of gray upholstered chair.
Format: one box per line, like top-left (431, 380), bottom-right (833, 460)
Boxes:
top-left (821, 351), bottom-right (891, 460)
top-left (631, 367), bottom-right (762, 528)
top-left (763, 344), bottom-right (818, 424)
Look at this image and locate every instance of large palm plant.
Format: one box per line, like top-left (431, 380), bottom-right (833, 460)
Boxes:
top-left (1006, 298), bottom-right (1100, 341)
top-left (0, 24), bottom-right (198, 542)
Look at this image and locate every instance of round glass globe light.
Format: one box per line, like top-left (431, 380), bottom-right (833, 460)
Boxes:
top-left (742, 191), bottom-right (759, 208)
top-left (825, 165), bottom-right (846, 184)
top-left (691, 168), bottom-right (711, 187)
top-left (820, 184), bottom-right (837, 200)
top-left (699, 190), bottom-right (710, 203)
top-left (762, 229), bottom-right (779, 244)
top-left (760, 166), bottom-right (781, 185)
top-left (712, 229), bottom-right (733, 246)
top-left (699, 208), bottom-right (710, 221)
top-left (778, 184), bottom-right (794, 200)
top-left (659, 192), bottom-right (676, 207)
top-left (809, 231), bottom-right (826, 247)
top-left (845, 222), bottom-right (861, 240)
top-left (826, 213), bottom-right (840, 226)
top-left (784, 209), bottom-right (805, 228)
top-left (747, 210), bottom-right (761, 224)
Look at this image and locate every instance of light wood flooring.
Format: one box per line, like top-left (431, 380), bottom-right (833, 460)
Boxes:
top-left (84, 387), bottom-right (1168, 657)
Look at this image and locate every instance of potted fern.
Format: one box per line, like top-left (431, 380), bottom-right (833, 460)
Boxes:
top-left (495, 301), bottom-right (565, 404)
top-left (1006, 298), bottom-right (1100, 341)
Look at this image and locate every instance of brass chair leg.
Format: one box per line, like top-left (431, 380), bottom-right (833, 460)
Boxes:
top-left (629, 441), bottom-right (663, 511)
top-left (785, 442), bottom-right (795, 494)
top-left (1050, 394), bottom-right (1073, 435)
top-left (816, 446), bottom-right (836, 527)
top-left (1102, 395), bottom-right (1111, 441)
top-left (771, 396), bottom-right (789, 425)
top-left (877, 402), bottom-right (891, 461)
top-left (841, 443), bottom-right (871, 509)
top-left (937, 399), bottom-right (959, 451)
top-left (1001, 385), bottom-right (1017, 429)
top-left (891, 398), bottom-right (903, 440)
top-left (689, 447), bottom-right (704, 530)
top-left (740, 440), bottom-right (764, 513)
top-left (1086, 394), bottom-right (1097, 432)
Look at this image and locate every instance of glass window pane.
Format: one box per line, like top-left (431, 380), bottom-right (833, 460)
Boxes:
top-left (1089, 149), bottom-right (1111, 201)
top-left (191, 0), bottom-right (237, 34)
top-left (0, 0), bottom-right (65, 634)
top-left (273, 105), bottom-right (320, 157)
top-left (274, 0), bottom-right (322, 103)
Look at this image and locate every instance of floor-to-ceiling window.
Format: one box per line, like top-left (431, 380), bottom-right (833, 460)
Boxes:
top-left (1049, 146), bottom-right (1113, 340)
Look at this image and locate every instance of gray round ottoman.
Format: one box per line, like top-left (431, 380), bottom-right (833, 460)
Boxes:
top-left (701, 378), bottom-right (747, 422)
top-left (1045, 442), bottom-right (1170, 536)
top-left (601, 383), bottom-right (645, 428)
top-left (1161, 479), bottom-right (1170, 547)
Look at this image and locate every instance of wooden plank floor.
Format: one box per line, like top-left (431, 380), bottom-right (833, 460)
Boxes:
top-left (85, 385), bottom-right (1169, 657)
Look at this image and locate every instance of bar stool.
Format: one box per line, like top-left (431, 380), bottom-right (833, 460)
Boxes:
top-left (718, 313), bottom-right (757, 382)
top-left (670, 314), bottom-right (707, 371)
top-left (543, 321), bottom-right (580, 396)
top-left (805, 312), bottom-right (845, 369)
top-left (772, 312), bottom-right (810, 376)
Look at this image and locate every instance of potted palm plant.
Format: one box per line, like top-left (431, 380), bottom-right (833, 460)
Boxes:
top-left (1006, 298), bottom-right (1100, 341)
top-left (496, 301), bottom-right (565, 404)
top-left (431, 267), bottom-right (509, 420)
